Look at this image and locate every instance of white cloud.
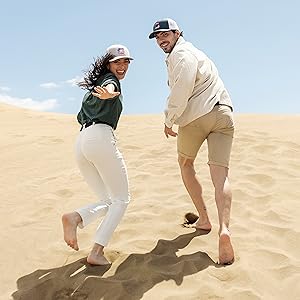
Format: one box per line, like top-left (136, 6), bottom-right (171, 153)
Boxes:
top-left (0, 86), bottom-right (11, 92)
top-left (40, 82), bottom-right (60, 89)
top-left (65, 76), bottom-right (83, 87)
top-left (38, 77), bottom-right (83, 89)
top-left (0, 94), bottom-right (58, 111)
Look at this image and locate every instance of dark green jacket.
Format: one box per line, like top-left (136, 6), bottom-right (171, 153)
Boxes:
top-left (77, 72), bottom-right (122, 130)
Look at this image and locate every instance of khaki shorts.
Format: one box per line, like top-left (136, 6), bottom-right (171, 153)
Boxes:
top-left (177, 105), bottom-right (234, 167)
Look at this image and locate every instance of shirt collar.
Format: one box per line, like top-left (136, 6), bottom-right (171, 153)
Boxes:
top-left (166, 36), bottom-right (185, 61)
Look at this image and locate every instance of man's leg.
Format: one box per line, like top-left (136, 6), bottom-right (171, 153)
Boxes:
top-left (178, 154), bottom-right (211, 231)
top-left (209, 165), bottom-right (234, 264)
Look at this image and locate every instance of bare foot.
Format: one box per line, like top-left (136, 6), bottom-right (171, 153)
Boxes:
top-left (182, 212), bottom-right (212, 232)
top-left (87, 252), bottom-right (110, 266)
top-left (194, 219), bottom-right (212, 232)
top-left (219, 233), bottom-right (234, 265)
top-left (62, 212), bottom-right (81, 251)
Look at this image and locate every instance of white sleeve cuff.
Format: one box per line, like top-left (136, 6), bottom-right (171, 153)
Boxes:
top-left (164, 119), bottom-right (173, 128)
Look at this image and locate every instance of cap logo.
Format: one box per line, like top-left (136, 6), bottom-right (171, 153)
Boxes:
top-left (154, 22), bottom-right (161, 30)
top-left (117, 48), bottom-right (125, 55)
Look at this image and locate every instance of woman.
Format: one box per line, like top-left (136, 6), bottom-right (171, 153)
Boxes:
top-left (62, 44), bottom-right (133, 265)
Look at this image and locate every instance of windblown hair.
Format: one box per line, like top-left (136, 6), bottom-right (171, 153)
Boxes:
top-left (78, 53), bottom-right (114, 91)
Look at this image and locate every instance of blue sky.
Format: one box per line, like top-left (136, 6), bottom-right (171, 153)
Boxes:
top-left (0, 0), bottom-right (299, 115)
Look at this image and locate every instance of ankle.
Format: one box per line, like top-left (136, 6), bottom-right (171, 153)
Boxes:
top-left (219, 226), bottom-right (230, 237)
top-left (91, 243), bottom-right (104, 255)
top-left (198, 211), bottom-right (209, 223)
top-left (73, 212), bottom-right (82, 223)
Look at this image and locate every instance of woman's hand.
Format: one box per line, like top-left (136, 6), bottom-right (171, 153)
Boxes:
top-left (92, 86), bottom-right (120, 100)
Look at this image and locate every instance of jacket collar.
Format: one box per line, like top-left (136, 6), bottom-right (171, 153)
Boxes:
top-left (166, 36), bottom-right (185, 61)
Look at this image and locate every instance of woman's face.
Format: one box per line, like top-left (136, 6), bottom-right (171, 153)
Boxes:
top-left (108, 58), bottom-right (130, 80)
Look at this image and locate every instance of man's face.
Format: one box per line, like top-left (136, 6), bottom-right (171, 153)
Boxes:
top-left (154, 30), bottom-right (180, 53)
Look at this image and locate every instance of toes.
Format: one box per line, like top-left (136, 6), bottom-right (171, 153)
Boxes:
top-left (66, 239), bottom-right (79, 251)
top-left (219, 256), bottom-right (234, 265)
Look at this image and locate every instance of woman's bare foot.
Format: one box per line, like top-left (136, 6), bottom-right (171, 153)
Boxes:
top-left (87, 244), bottom-right (110, 266)
top-left (219, 233), bottom-right (234, 265)
top-left (62, 212), bottom-right (82, 251)
top-left (87, 253), bottom-right (110, 265)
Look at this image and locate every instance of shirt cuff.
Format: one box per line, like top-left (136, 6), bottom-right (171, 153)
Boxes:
top-left (164, 119), bottom-right (173, 128)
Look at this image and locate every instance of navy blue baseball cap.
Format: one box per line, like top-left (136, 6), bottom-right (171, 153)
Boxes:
top-left (149, 18), bottom-right (180, 39)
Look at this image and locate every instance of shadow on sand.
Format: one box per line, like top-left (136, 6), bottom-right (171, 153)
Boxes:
top-left (12, 230), bottom-right (219, 300)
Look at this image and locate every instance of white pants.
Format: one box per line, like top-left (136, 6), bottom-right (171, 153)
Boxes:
top-left (75, 123), bottom-right (130, 247)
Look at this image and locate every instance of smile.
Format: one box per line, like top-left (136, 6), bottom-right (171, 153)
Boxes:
top-left (160, 42), bottom-right (168, 48)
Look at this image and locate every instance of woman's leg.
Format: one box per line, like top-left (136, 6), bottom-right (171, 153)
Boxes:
top-left (75, 143), bottom-right (111, 228)
top-left (62, 132), bottom-right (111, 251)
top-left (81, 125), bottom-right (130, 264)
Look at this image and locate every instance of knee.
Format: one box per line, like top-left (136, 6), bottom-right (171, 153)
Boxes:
top-left (178, 155), bottom-right (194, 169)
top-left (111, 194), bottom-right (130, 206)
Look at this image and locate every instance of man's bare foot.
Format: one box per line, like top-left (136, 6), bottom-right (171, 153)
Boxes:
top-left (62, 212), bottom-right (82, 251)
top-left (219, 233), bottom-right (234, 265)
top-left (182, 212), bottom-right (212, 231)
top-left (194, 219), bottom-right (212, 232)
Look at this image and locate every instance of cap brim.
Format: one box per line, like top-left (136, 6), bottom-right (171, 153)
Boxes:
top-left (109, 56), bottom-right (134, 62)
top-left (149, 29), bottom-right (172, 39)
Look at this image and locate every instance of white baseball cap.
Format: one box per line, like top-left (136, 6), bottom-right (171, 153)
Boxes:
top-left (149, 18), bottom-right (181, 39)
top-left (106, 44), bottom-right (134, 62)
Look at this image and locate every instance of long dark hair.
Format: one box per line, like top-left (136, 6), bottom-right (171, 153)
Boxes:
top-left (78, 53), bottom-right (114, 91)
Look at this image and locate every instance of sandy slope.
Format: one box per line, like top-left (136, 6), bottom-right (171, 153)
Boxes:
top-left (1, 103), bottom-right (300, 300)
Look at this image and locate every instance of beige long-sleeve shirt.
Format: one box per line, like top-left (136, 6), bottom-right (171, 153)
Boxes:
top-left (164, 37), bottom-right (233, 128)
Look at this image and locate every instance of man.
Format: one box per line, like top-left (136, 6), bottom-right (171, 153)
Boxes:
top-left (149, 18), bottom-right (235, 265)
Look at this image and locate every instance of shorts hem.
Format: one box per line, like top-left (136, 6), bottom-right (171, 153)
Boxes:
top-left (208, 160), bottom-right (229, 168)
top-left (178, 151), bottom-right (196, 160)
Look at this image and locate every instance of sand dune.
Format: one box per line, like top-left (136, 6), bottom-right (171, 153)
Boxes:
top-left (1, 103), bottom-right (300, 300)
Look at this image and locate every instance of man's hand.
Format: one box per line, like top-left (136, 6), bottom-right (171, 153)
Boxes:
top-left (92, 86), bottom-right (120, 100)
top-left (164, 124), bottom-right (177, 138)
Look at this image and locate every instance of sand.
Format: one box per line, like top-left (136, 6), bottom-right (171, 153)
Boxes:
top-left (1, 102), bottom-right (300, 300)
